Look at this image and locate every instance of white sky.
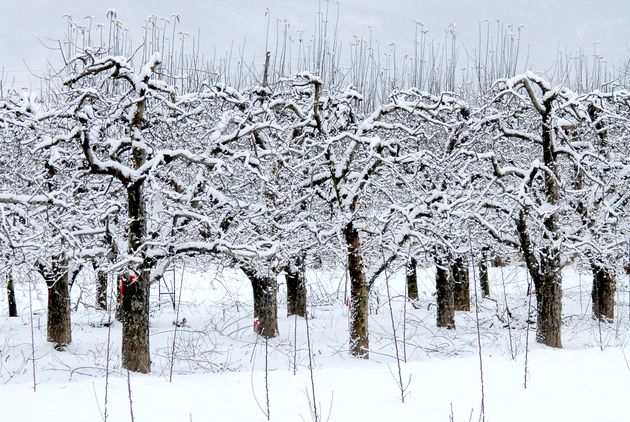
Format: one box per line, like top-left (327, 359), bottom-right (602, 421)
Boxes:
top-left (1, 0), bottom-right (628, 88)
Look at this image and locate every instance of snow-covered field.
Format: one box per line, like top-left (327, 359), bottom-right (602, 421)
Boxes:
top-left (1, 265), bottom-right (629, 421)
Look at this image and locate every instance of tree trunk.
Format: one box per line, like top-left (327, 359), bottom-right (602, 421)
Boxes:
top-left (452, 256), bottom-right (470, 311)
top-left (121, 269), bottom-right (150, 373)
top-left (534, 249), bottom-right (562, 348)
top-left (435, 258), bottom-right (455, 329)
top-left (406, 257), bottom-right (419, 301)
top-left (536, 110), bottom-right (563, 348)
top-left (7, 273), bottom-right (17, 317)
top-left (591, 262), bottom-right (615, 321)
top-left (121, 181), bottom-right (151, 373)
top-left (115, 275), bottom-right (124, 322)
top-left (42, 256), bottom-right (72, 347)
top-left (286, 256), bottom-right (307, 317)
top-left (517, 210), bottom-right (562, 348)
top-left (243, 267), bottom-right (278, 338)
top-left (344, 222), bottom-right (369, 358)
top-left (479, 249), bottom-right (490, 298)
top-left (96, 267), bottom-right (108, 310)
top-left (259, 279), bottom-right (278, 338)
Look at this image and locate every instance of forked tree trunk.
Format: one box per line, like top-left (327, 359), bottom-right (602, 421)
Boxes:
top-left (7, 274), bottom-right (17, 317)
top-left (96, 267), bottom-right (108, 310)
top-left (344, 222), bottom-right (369, 358)
top-left (591, 262), bottom-right (615, 321)
top-left (243, 267), bottom-right (278, 338)
top-left (435, 259), bottom-right (455, 329)
top-left (536, 109), bottom-right (563, 348)
top-left (512, 104), bottom-right (564, 348)
top-left (121, 180), bottom-right (151, 373)
top-left (518, 210), bottom-right (563, 348)
top-left (38, 256), bottom-right (72, 347)
top-left (286, 256), bottom-right (307, 317)
top-left (406, 257), bottom-right (419, 301)
top-left (452, 257), bottom-right (470, 311)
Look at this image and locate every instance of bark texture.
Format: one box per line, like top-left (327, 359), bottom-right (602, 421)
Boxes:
top-left (286, 256), bottom-right (307, 317)
top-left (535, 251), bottom-right (562, 347)
top-left (243, 267), bottom-right (279, 338)
top-left (96, 268), bottom-right (108, 310)
top-left (435, 258), bottom-right (455, 329)
top-left (121, 269), bottom-right (150, 373)
top-left (452, 257), bottom-right (470, 311)
top-left (121, 179), bottom-right (151, 373)
top-left (510, 97), bottom-right (564, 348)
top-left (538, 109), bottom-right (563, 347)
top-left (517, 212), bottom-right (563, 348)
top-left (344, 222), bottom-right (369, 358)
top-left (406, 257), bottom-right (419, 301)
top-left (7, 274), bottom-right (17, 317)
top-left (38, 256), bottom-right (72, 347)
top-left (492, 256), bottom-right (507, 267)
top-left (591, 263), bottom-right (615, 321)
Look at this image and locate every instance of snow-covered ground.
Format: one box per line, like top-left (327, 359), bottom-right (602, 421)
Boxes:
top-left (1, 264), bottom-right (629, 421)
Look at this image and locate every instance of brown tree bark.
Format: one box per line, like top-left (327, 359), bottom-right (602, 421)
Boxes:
top-left (243, 267), bottom-right (278, 338)
top-left (517, 210), bottom-right (562, 348)
top-left (535, 250), bottom-right (562, 347)
top-left (344, 222), bottom-right (369, 358)
top-left (591, 262), bottom-right (615, 321)
top-left (492, 255), bottom-right (507, 267)
top-left (452, 256), bottom-right (470, 311)
top-left (38, 256), bottom-right (72, 347)
top-left (535, 109), bottom-right (563, 348)
top-left (115, 276), bottom-right (124, 322)
top-left (406, 257), bottom-right (419, 301)
top-left (38, 145), bottom-right (72, 347)
top-left (121, 180), bottom-right (151, 373)
top-left (435, 258), bottom-right (455, 329)
top-left (507, 95), bottom-right (564, 348)
top-left (96, 267), bottom-right (108, 310)
top-left (286, 256), bottom-right (307, 318)
top-left (121, 269), bottom-right (150, 373)
top-left (7, 273), bottom-right (17, 317)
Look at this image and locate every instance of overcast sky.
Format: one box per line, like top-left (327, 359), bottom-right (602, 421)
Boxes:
top-left (1, 0), bottom-right (628, 88)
